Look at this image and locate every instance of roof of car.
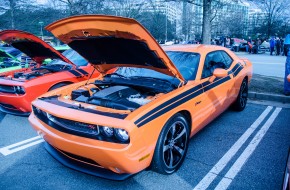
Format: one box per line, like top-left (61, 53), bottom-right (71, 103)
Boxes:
top-left (161, 44), bottom-right (229, 54)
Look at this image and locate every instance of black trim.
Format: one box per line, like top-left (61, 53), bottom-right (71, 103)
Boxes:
top-left (39, 96), bottom-right (128, 119)
top-left (68, 69), bottom-right (82, 77)
top-left (137, 76), bottom-right (231, 127)
top-left (231, 63), bottom-right (240, 72)
top-left (33, 106), bottom-right (128, 143)
top-left (134, 62), bottom-right (243, 127)
top-left (44, 142), bottom-right (133, 181)
top-left (137, 88), bottom-right (203, 127)
top-left (134, 84), bottom-right (203, 125)
top-left (76, 68), bottom-right (89, 75)
top-left (203, 76), bottom-right (231, 92)
top-left (0, 104), bottom-right (30, 117)
top-left (57, 148), bottom-right (101, 166)
top-left (233, 66), bottom-right (243, 77)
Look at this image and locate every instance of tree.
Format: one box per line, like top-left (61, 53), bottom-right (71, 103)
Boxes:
top-left (48, 0), bottom-right (106, 15)
top-left (139, 11), bottom-right (176, 41)
top-left (254, 0), bottom-right (290, 37)
top-left (110, 0), bottom-right (145, 19)
top-left (0, 0), bottom-right (35, 29)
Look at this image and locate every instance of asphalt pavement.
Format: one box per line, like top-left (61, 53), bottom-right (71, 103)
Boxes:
top-left (236, 52), bottom-right (286, 78)
top-left (0, 102), bottom-right (289, 190)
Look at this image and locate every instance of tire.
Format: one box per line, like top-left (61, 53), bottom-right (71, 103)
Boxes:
top-left (48, 83), bottom-right (70, 91)
top-left (151, 113), bottom-right (190, 174)
top-left (232, 78), bottom-right (248, 111)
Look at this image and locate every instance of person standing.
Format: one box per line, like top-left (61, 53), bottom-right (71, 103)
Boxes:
top-left (276, 37), bottom-right (281, 55)
top-left (281, 37), bottom-right (284, 56)
top-left (246, 36), bottom-right (252, 53)
top-left (284, 34), bottom-right (290, 96)
top-left (270, 37), bottom-right (275, 55)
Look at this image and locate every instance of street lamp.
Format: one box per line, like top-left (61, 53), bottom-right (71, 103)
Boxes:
top-left (38, 21), bottom-right (44, 40)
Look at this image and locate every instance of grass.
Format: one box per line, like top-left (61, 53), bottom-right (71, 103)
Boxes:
top-left (249, 74), bottom-right (284, 95)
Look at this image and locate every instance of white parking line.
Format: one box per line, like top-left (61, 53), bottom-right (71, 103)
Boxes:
top-left (0, 136), bottom-right (44, 156)
top-left (193, 106), bottom-right (273, 190)
top-left (214, 107), bottom-right (282, 190)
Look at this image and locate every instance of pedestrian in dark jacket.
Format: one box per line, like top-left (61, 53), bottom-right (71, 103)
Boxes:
top-left (276, 37), bottom-right (281, 55)
top-left (284, 34), bottom-right (290, 96)
top-left (281, 37), bottom-right (284, 56)
top-left (270, 37), bottom-right (275, 55)
top-left (246, 37), bottom-right (252, 53)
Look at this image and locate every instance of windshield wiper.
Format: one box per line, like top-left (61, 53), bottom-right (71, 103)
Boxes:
top-left (105, 73), bottom-right (128, 79)
top-left (130, 76), bottom-right (176, 87)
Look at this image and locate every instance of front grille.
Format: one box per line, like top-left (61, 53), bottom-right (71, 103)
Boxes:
top-left (0, 84), bottom-right (15, 94)
top-left (32, 105), bottom-right (129, 144)
top-left (32, 105), bottom-right (100, 139)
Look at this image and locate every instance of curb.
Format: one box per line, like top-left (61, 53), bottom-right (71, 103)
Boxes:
top-left (248, 91), bottom-right (290, 104)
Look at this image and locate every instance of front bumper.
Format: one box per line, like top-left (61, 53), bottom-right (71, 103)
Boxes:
top-left (28, 112), bottom-right (151, 178)
top-left (0, 102), bottom-right (30, 116)
top-left (0, 93), bottom-right (31, 115)
top-left (44, 142), bottom-right (132, 180)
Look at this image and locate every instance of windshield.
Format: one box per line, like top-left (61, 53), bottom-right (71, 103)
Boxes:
top-left (6, 48), bottom-right (22, 57)
top-left (113, 51), bottom-right (200, 83)
top-left (48, 49), bottom-right (88, 66)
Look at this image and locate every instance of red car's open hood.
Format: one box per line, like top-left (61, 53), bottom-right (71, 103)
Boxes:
top-left (0, 30), bottom-right (74, 65)
top-left (46, 15), bottom-right (184, 82)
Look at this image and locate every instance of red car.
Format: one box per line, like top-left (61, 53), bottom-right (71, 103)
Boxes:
top-left (0, 30), bottom-right (99, 116)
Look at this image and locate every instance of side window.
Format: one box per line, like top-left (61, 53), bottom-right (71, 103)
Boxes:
top-left (220, 51), bottom-right (233, 69)
top-left (202, 51), bottom-right (227, 79)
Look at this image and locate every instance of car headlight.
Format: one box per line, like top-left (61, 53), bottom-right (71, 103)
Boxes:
top-left (14, 86), bottom-right (25, 94)
top-left (100, 126), bottom-right (114, 137)
top-left (46, 113), bottom-right (56, 122)
top-left (114, 128), bottom-right (129, 142)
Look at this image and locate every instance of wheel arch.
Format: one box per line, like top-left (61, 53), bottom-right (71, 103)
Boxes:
top-left (176, 110), bottom-right (192, 132)
top-left (48, 81), bottom-right (74, 91)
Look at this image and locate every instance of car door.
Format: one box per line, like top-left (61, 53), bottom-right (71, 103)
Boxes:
top-left (200, 50), bottom-right (235, 119)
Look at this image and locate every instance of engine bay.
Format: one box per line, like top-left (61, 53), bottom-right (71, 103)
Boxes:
top-left (12, 64), bottom-right (72, 80)
top-left (70, 84), bottom-right (161, 111)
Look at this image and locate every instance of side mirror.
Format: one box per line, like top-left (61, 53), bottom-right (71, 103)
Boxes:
top-left (213, 68), bottom-right (228, 78)
top-left (287, 74), bottom-right (290, 82)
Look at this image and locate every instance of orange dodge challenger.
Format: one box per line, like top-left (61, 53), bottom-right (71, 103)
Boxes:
top-left (0, 30), bottom-right (99, 116)
top-left (29, 15), bottom-right (253, 180)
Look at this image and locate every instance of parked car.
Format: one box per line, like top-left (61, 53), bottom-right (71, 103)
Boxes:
top-left (29, 15), bottom-right (253, 180)
top-left (0, 30), bottom-right (99, 116)
top-left (0, 47), bottom-right (22, 72)
top-left (260, 41), bottom-right (270, 52)
top-left (0, 47), bottom-right (21, 63)
top-left (0, 46), bottom-right (69, 73)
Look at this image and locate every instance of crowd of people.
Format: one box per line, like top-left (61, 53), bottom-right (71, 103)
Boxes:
top-left (269, 36), bottom-right (285, 56)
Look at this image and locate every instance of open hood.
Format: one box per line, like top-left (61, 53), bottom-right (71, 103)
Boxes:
top-left (46, 15), bottom-right (184, 82)
top-left (0, 30), bottom-right (74, 65)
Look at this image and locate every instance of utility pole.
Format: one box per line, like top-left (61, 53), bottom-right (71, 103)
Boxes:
top-left (165, 2), bottom-right (168, 42)
top-left (39, 21), bottom-right (44, 40)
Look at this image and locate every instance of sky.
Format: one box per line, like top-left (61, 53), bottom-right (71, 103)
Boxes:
top-left (36, 0), bottom-right (47, 4)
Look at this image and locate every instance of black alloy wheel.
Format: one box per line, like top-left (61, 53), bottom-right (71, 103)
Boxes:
top-left (233, 78), bottom-right (248, 111)
top-left (151, 113), bottom-right (189, 174)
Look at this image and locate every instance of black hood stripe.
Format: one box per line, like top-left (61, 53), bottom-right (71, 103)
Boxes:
top-left (38, 96), bottom-right (128, 119)
top-left (68, 69), bottom-right (82, 77)
top-left (134, 84), bottom-right (203, 125)
top-left (134, 63), bottom-right (243, 127)
top-left (76, 68), bottom-right (89, 75)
